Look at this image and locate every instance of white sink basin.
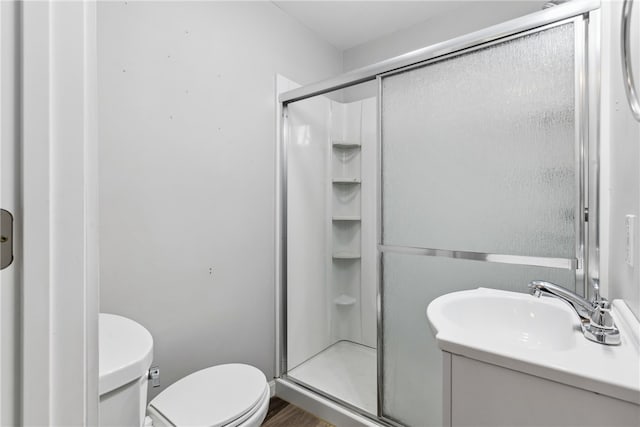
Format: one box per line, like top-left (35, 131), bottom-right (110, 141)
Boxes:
top-left (427, 287), bottom-right (640, 405)
top-left (434, 288), bottom-right (579, 351)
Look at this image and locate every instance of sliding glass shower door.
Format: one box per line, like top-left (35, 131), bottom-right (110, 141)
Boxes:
top-left (379, 21), bottom-right (585, 426)
top-left (279, 6), bottom-right (598, 427)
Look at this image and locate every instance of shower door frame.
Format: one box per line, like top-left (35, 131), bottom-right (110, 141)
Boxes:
top-left (276, 1), bottom-right (601, 425)
top-left (375, 13), bottom-right (599, 427)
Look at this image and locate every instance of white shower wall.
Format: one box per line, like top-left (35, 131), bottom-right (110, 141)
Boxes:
top-left (286, 93), bottom-right (333, 370)
top-left (329, 98), bottom-right (377, 348)
top-left (360, 98), bottom-right (378, 349)
top-left (287, 94), bottom-right (377, 371)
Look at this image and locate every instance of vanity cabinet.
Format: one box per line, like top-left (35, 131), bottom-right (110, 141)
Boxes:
top-left (443, 352), bottom-right (640, 427)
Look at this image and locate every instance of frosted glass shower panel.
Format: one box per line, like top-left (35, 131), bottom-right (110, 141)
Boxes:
top-left (381, 252), bottom-right (575, 427)
top-left (381, 24), bottom-right (577, 258)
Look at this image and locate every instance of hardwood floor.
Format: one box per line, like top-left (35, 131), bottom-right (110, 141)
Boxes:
top-left (262, 397), bottom-right (334, 427)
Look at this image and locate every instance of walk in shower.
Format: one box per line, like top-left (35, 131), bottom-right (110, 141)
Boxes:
top-left (277, 2), bottom-right (600, 426)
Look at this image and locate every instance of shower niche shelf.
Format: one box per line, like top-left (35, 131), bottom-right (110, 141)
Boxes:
top-left (334, 295), bottom-right (357, 306)
top-left (332, 216), bottom-right (361, 221)
top-left (332, 178), bottom-right (361, 184)
top-left (332, 251), bottom-right (361, 260)
top-left (330, 99), bottom-right (365, 344)
top-left (332, 141), bottom-right (361, 149)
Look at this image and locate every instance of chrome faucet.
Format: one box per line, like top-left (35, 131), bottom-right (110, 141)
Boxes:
top-left (528, 280), bottom-right (621, 345)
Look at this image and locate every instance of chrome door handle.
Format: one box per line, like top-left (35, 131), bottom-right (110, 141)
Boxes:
top-left (621, 0), bottom-right (640, 121)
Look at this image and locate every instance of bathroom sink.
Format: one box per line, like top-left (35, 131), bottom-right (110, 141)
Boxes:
top-left (426, 288), bottom-right (640, 406)
top-left (429, 287), bottom-right (579, 351)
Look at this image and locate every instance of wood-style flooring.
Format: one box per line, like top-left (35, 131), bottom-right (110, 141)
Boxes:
top-left (262, 397), bottom-right (334, 427)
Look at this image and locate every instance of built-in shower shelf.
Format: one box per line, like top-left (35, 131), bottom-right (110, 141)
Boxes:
top-left (334, 295), bottom-right (357, 306)
top-left (332, 141), bottom-right (361, 149)
top-left (332, 178), bottom-right (361, 184)
top-left (332, 216), bottom-right (361, 221)
top-left (332, 251), bottom-right (361, 259)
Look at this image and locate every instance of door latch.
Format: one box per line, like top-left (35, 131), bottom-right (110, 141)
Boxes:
top-left (0, 209), bottom-right (13, 270)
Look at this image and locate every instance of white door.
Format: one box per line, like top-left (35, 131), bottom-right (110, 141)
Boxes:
top-left (2, 1), bottom-right (100, 424)
top-left (0, 1), bottom-right (20, 425)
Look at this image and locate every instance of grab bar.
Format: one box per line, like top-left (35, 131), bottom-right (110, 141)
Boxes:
top-left (621, 0), bottom-right (640, 121)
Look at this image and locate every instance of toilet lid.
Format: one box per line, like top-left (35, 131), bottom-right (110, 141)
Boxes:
top-left (149, 364), bottom-right (267, 427)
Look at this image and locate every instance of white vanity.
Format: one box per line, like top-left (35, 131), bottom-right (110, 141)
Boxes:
top-left (427, 288), bottom-right (640, 427)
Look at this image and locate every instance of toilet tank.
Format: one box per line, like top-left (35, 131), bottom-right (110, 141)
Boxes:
top-left (99, 313), bottom-right (153, 427)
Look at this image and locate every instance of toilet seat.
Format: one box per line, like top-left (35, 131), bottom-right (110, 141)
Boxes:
top-left (148, 364), bottom-right (269, 427)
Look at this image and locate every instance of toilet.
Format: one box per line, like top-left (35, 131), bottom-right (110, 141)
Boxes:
top-left (99, 313), bottom-right (270, 427)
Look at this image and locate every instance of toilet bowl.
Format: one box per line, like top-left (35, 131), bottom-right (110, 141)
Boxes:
top-left (147, 364), bottom-right (270, 427)
top-left (99, 313), bottom-right (269, 427)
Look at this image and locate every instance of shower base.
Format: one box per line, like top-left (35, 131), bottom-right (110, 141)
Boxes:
top-left (287, 340), bottom-right (377, 415)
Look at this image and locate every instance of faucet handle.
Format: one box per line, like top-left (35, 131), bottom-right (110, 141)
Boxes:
top-left (590, 300), bottom-right (615, 329)
top-left (584, 303), bottom-right (621, 345)
top-left (585, 290), bottom-right (621, 344)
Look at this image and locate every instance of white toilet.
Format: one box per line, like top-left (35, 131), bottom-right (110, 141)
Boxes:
top-left (99, 313), bottom-right (270, 427)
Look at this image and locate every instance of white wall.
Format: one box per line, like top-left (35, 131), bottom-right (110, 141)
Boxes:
top-left (98, 1), bottom-right (342, 399)
top-left (602, 0), bottom-right (640, 319)
top-left (343, 1), bottom-right (546, 71)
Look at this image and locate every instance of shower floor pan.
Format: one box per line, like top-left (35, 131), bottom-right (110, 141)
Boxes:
top-left (287, 340), bottom-right (377, 415)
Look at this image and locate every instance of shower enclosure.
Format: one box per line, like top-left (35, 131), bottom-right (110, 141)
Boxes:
top-left (277, 2), bottom-right (601, 426)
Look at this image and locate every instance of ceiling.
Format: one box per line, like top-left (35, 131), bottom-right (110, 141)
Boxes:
top-left (272, 1), bottom-right (464, 51)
